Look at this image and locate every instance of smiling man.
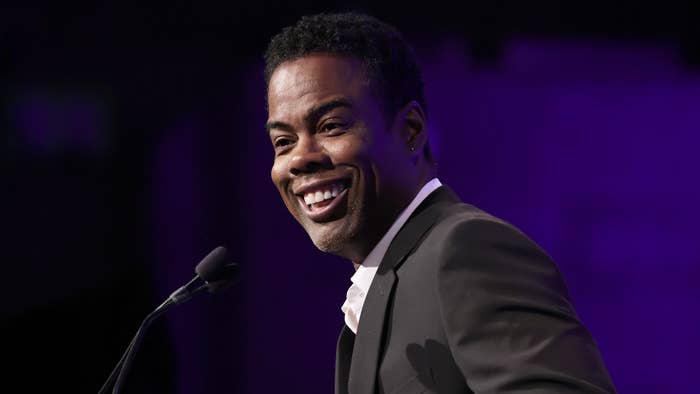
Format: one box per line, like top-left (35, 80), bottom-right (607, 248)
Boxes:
top-left (264, 13), bottom-right (616, 394)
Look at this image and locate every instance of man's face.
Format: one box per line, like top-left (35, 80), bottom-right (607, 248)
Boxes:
top-left (267, 54), bottom-right (416, 261)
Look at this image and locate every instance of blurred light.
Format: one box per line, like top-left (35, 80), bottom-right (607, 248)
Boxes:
top-left (10, 89), bottom-right (109, 156)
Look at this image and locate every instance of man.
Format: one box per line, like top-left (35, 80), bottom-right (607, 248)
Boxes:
top-left (264, 12), bottom-right (616, 394)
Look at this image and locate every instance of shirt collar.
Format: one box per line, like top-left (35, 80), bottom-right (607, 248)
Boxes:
top-left (350, 178), bottom-right (442, 293)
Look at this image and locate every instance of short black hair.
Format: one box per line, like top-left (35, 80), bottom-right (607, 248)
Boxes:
top-left (264, 12), bottom-right (427, 120)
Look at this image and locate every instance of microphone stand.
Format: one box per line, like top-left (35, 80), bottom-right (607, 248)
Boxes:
top-left (99, 281), bottom-right (208, 394)
top-left (97, 246), bottom-right (239, 394)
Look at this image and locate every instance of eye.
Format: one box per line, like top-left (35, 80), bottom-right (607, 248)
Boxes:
top-left (320, 121), bottom-right (348, 135)
top-left (322, 123), bottom-right (340, 132)
top-left (273, 137), bottom-right (294, 149)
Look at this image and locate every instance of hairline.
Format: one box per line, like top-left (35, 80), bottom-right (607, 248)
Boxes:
top-left (266, 52), bottom-right (395, 123)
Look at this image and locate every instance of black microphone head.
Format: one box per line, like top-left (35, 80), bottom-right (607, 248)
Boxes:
top-left (195, 246), bottom-right (229, 282)
top-left (206, 263), bottom-right (240, 294)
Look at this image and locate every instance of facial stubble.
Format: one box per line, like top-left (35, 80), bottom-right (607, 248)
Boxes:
top-left (304, 188), bottom-right (366, 256)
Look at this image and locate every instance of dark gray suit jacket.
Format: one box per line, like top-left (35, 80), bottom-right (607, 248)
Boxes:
top-left (335, 186), bottom-right (616, 394)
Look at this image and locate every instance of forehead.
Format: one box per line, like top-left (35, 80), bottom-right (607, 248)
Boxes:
top-left (267, 54), bottom-right (371, 117)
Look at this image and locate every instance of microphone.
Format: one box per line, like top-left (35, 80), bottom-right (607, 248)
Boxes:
top-left (166, 246), bottom-right (240, 306)
top-left (98, 246), bottom-right (240, 394)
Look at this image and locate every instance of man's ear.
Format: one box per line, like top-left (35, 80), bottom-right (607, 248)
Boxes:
top-left (394, 101), bottom-right (428, 158)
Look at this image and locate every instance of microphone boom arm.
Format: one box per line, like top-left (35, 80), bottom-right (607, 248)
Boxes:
top-left (97, 246), bottom-right (239, 394)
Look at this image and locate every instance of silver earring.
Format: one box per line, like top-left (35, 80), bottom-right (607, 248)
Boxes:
top-left (409, 146), bottom-right (415, 152)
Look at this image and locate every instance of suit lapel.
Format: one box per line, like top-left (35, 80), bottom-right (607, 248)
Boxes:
top-left (347, 186), bottom-right (460, 394)
top-left (336, 325), bottom-right (355, 394)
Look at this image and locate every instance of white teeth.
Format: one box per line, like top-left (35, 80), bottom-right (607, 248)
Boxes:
top-left (302, 182), bottom-right (347, 206)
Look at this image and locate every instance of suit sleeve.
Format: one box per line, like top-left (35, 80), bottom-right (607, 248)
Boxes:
top-left (435, 218), bottom-right (616, 393)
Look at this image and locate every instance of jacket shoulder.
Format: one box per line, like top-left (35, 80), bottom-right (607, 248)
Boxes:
top-left (430, 201), bottom-right (548, 259)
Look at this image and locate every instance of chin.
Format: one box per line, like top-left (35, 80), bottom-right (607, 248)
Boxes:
top-left (306, 217), bottom-right (360, 257)
top-left (311, 236), bottom-right (343, 255)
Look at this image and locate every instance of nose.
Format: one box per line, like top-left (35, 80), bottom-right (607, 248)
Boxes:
top-left (289, 136), bottom-right (331, 176)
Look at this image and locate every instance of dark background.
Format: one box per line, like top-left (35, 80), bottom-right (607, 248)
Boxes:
top-left (3, 2), bottom-right (698, 393)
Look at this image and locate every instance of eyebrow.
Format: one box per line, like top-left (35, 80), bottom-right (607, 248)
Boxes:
top-left (265, 98), bottom-right (354, 133)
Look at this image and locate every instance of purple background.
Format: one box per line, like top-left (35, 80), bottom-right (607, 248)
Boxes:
top-left (4, 4), bottom-right (699, 393)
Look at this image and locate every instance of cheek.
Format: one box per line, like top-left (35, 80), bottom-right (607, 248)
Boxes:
top-left (325, 134), bottom-right (370, 164)
top-left (271, 162), bottom-right (300, 214)
top-left (270, 161), bottom-right (287, 191)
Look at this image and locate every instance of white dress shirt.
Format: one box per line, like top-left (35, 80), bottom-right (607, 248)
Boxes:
top-left (340, 178), bottom-right (442, 334)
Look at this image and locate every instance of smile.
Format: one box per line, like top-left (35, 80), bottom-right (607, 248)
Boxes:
top-left (295, 180), bottom-right (350, 222)
top-left (303, 182), bottom-right (346, 207)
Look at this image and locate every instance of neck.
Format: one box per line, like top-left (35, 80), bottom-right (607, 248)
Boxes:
top-left (342, 175), bottom-right (435, 266)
